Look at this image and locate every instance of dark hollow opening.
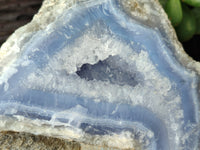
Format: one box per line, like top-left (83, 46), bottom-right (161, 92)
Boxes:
top-left (76, 56), bottom-right (141, 87)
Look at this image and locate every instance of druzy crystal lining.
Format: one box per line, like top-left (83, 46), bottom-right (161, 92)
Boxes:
top-left (0, 0), bottom-right (199, 149)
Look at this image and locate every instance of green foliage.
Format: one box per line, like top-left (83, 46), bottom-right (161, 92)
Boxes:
top-left (176, 5), bottom-right (197, 41)
top-left (159, 0), bottom-right (168, 6)
top-left (165, 0), bottom-right (183, 26)
top-left (182, 0), bottom-right (200, 7)
top-left (192, 8), bottom-right (200, 34)
top-left (159, 0), bottom-right (200, 41)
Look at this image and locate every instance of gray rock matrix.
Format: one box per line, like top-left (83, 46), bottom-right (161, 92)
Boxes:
top-left (0, 131), bottom-right (81, 150)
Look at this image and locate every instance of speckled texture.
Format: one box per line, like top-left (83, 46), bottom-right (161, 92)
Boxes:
top-left (0, 131), bottom-right (136, 150)
top-left (0, 131), bottom-right (81, 150)
top-left (0, 0), bottom-right (199, 149)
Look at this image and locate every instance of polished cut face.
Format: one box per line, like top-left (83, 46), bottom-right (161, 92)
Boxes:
top-left (0, 0), bottom-right (199, 149)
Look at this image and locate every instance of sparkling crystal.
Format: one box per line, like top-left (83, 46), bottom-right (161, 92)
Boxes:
top-left (0, 0), bottom-right (199, 149)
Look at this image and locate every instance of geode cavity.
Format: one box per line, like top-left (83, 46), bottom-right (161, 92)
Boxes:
top-left (0, 0), bottom-right (199, 150)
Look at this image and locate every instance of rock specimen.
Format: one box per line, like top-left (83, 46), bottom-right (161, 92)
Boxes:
top-left (0, 0), bottom-right (199, 149)
top-left (1, 131), bottom-right (134, 150)
top-left (0, 131), bottom-right (81, 150)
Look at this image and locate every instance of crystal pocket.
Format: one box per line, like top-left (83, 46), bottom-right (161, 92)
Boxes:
top-left (0, 0), bottom-right (199, 149)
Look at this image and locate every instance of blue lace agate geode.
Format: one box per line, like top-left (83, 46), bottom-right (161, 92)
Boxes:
top-left (0, 0), bottom-right (199, 149)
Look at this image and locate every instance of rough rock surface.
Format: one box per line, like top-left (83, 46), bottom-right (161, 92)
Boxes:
top-left (0, 0), bottom-right (199, 150)
top-left (0, 131), bottom-right (136, 150)
top-left (0, 131), bottom-right (81, 150)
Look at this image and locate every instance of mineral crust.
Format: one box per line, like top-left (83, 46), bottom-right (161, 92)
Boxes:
top-left (0, 0), bottom-right (199, 150)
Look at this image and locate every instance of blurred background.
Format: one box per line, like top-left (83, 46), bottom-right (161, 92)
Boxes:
top-left (0, 0), bottom-right (42, 45)
top-left (0, 0), bottom-right (199, 61)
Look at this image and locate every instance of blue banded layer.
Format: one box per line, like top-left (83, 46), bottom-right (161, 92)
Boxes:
top-left (0, 0), bottom-right (199, 149)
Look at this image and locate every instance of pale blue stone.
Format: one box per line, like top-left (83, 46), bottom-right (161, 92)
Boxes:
top-left (0, 0), bottom-right (199, 149)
